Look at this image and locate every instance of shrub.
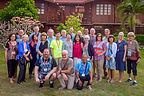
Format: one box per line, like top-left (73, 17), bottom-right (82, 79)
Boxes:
top-left (135, 34), bottom-right (144, 45)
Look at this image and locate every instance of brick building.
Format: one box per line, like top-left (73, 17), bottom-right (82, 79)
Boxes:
top-left (0, 0), bottom-right (144, 34)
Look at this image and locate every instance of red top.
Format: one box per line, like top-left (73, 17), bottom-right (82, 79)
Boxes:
top-left (73, 42), bottom-right (82, 59)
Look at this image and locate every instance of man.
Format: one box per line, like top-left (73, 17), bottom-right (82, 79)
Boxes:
top-left (57, 50), bottom-right (75, 90)
top-left (69, 27), bottom-right (75, 41)
top-left (17, 29), bottom-right (25, 43)
top-left (47, 29), bottom-right (56, 44)
top-left (50, 32), bottom-right (63, 65)
top-left (102, 28), bottom-right (110, 79)
top-left (60, 29), bottom-right (67, 42)
top-left (29, 26), bottom-right (41, 42)
top-left (89, 28), bottom-right (96, 78)
top-left (77, 30), bottom-right (85, 44)
top-left (83, 28), bottom-right (90, 39)
top-left (75, 54), bottom-right (93, 90)
top-left (103, 29), bottom-right (110, 44)
top-left (89, 28), bottom-right (96, 44)
top-left (35, 49), bottom-right (57, 88)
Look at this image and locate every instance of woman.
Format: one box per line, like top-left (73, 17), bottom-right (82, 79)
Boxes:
top-left (63, 34), bottom-right (73, 58)
top-left (29, 34), bottom-right (39, 79)
top-left (36, 32), bottom-right (49, 63)
top-left (5, 33), bottom-right (18, 84)
top-left (126, 32), bottom-right (141, 86)
top-left (73, 34), bottom-right (83, 69)
top-left (116, 32), bottom-right (127, 82)
top-left (93, 33), bottom-right (106, 82)
top-left (17, 34), bottom-right (31, 84)
top-left (83, 35), bottom-right (93, 61)
top-left (105, 35), bottom-right (117, 83)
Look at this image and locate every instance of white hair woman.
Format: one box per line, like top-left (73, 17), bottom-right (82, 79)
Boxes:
top-left (115, 32), bottom-right (127, 83)
top-left (125, 32), bottom-right (141, 86)
top-left (17, 34), bottom-right (31, 84)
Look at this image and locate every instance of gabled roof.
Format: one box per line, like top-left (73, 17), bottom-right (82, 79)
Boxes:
top-left (45, 0), bottom-right (94, 3)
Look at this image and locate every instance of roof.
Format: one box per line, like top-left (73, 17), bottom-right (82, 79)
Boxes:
top-left (45, 0), bottom-right (94, 3)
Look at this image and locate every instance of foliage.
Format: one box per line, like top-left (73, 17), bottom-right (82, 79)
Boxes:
top-left (0, 0), bottom-right (39, 21)
top-left (135, 34), bottom-right (144, 45)
top-left (116, 0), bottom-right (144, 33)
top-left (65, 13), bottom-right (84, 34)
top-left (57, 23), bottom-right (67, 32)
top-left (0, 17), bottom-right (44, 47)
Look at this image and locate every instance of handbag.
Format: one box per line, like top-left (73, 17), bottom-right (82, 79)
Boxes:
top-left (19, 56), bottom-right (26, 65)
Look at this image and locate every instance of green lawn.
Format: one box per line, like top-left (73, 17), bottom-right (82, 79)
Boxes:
top-left (0, 47), bottom-right (144, 96)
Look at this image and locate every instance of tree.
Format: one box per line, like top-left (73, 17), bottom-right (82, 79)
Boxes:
top-left (0, 16), bottom-right (44, 47)
top-left (65, 13), bottom-right (84, 34)
top-left (116, 0), bottom-right (144, 33)
top-left (0, 0), bottom-right (39, 21)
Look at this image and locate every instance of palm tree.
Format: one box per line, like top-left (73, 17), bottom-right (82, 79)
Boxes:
top-left (116, 0), bottom-right (144, 33)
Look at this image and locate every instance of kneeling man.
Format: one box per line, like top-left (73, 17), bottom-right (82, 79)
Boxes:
top-left (35, 49), bottom-right (57, 88)
top-left (76, 54), bottom-right (93, 90)
top-left (57, 50), bottom-right (75, 90)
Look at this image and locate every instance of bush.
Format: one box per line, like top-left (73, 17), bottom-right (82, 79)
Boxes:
top-left (114, 34), bottom-right (144, 45)
top-left (57, 23), bottom-right (67, 32)
top-left (65, 13), bottom-right (84, 34)
top-left (135, 34), bottom-right (144, 45)
top-left (0, 0), bottom-right (39, 21)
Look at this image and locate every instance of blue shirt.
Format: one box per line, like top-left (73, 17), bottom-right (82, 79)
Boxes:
top-left (75, 61), bottom-right (92, 75)
top-left (16, 35), bottom-right (22, 43)
top-left (47, 36), bottom-right (56, 44)
top-left (71, 33), bottom-right (75, 41)
top-left (60, 36), bottom-right (66, 42)
top-left (16, 41), bottom-right (30, 59)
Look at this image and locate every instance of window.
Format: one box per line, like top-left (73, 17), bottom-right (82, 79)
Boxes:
top-left (35, 3), bottom-right (45, 14)
top-left (96, 4), bottom-right (112, 15)
top-left (75, 6), bottom-right (85, 13)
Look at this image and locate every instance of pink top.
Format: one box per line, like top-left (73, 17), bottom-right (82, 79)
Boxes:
top-left (73, 42), bottom-right (82, 59)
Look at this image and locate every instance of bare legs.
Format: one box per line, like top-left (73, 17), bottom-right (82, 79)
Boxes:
top-left (117, 71), bottom-right (124, 82)
top-left (107, 69), bottom-right (115, 83)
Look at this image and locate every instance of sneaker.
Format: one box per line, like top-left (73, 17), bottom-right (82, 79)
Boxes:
top-left (131, 82), bottom-right (137, 86)
top-left (87, 85), bottom-right (92, 91)
top-left (39, 83), bottom-right (44, 88)
top-left (49, 81), bottom-right (54, 88)
top-left (59, 87), bottom-right (66, 90)
top-left (125, 79), bottom-right (132, 83)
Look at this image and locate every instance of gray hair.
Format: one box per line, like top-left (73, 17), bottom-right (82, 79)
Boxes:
top-left (62, 50), bottom-right (68, 55)
top-left (47, 29), bottom-right (54, 33)
top-left (22, 34), bottom-right (28, 39)
top-left (128, 32), bottom-right (135, 38)
top-left (90, 28), bottom-right (95, 32)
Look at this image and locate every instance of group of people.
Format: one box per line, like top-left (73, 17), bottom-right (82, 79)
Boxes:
top-left (5, 26), bottom-right (141, 91)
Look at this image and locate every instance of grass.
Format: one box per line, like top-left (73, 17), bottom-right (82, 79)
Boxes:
top-left (0, 47), bottom-right (144, 96)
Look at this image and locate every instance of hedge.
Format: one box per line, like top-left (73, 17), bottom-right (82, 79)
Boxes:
top-left (113, 34), bottom-right (144, 45)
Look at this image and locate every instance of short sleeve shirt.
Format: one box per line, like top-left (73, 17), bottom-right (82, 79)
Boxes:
top-left (59, 58), bottom-right (74, 74)
top-left (75, 61), bottom-right (92, 75)
top-left (36, 57), bottom-right (57, 74)
top-left (5, 41), bottom-right (17, 60)
top-left (50, 39), bottom-right (63, 58)
top-left (93, 41), bottom-right (106, 60)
